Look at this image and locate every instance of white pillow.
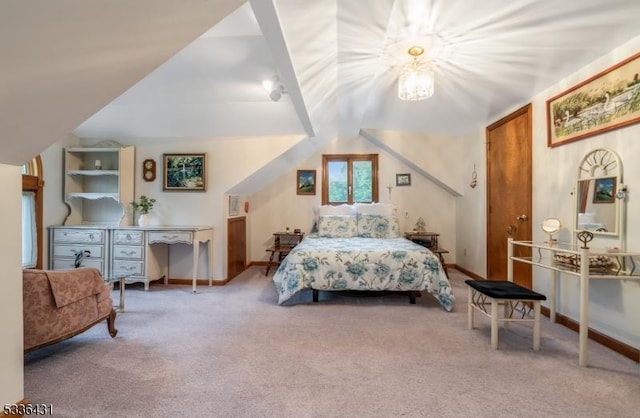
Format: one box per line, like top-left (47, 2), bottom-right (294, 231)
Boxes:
top-left (578, 212), bottom-right (597, 224)
top-left (317, 204), bottom-right (356, 216)
top-left (354, 203), bottom-right (394, 216)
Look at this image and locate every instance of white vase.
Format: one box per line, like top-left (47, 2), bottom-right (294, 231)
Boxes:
top-left (137, 214), bottom-right (149, 227)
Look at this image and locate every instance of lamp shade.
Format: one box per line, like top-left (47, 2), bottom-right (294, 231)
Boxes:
top-left (398, 46), bottom-right (434, 101)
top-left (398, 63), bottom-right (434, 101)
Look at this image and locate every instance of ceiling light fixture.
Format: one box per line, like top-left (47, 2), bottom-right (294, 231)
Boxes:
top-left (263, 75), bottom-right (287, 102)
top-left (398, 46), bottom-right (434, 101)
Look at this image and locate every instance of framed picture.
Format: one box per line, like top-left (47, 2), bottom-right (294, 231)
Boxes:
top-left (228, 195), bottom-right (240, 216)
top-left (296, 170), bottom-right (316, 195)
top-left (396, 173), bottom-right (411, 186)
top-left (546, 51), bottom-right (640, 147)
top-left (163, 153), bottom-right (207, 191)
top-left (593, 177), bottom-right (616, 204)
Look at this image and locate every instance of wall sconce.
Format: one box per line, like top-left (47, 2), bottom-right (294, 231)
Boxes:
top-left (469, 164), bottom-right (478, 188)
top-left (262, 75), bottom-right (287, 102)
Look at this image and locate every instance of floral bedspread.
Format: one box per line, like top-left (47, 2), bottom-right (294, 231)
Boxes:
top-left (272, 236), bottom-right (455, 311)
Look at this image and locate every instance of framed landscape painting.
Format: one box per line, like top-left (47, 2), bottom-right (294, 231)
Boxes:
top-left (546, 52), bottom-right (640, 147)
top-left (163, 153), bottom-right (207, 191)
top-left (296, 170), bottom-right (316, 195)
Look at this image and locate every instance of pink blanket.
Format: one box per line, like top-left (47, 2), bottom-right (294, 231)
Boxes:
top-left (44, 268), bottom-right (105, 308)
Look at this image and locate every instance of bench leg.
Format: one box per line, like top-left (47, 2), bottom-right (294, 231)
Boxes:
top-left (533, 301), bottom-right (541, 351)
top-left (491, 299), bottom-right (499, 350)
top-left (468, 286), bottom-right (474, 329)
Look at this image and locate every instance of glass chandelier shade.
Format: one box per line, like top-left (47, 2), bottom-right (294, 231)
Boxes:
top-left (398, 46), bottom-right (434, 101)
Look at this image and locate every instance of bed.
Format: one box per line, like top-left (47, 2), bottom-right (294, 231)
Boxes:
top-left (271, 203), bottom-right (455, 311)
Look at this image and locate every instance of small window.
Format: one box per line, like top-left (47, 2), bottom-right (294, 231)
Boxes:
top-left (322, 154), bottom-right (378, 205)
top-left (22, 156), bottom-right (44, 269)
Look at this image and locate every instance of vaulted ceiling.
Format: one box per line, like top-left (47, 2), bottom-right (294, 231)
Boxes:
top-left (2, 0), bottom-right (640, 166)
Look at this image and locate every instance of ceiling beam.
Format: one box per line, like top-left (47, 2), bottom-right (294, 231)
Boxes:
top-left (250, 0), bottom-right (315, 137)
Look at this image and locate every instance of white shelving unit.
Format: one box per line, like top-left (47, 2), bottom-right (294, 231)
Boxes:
top-left (63, 141), bottom-right (134, 226)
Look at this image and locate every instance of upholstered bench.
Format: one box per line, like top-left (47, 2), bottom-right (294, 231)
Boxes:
top-left (465, 279), bottom-right (546, 351)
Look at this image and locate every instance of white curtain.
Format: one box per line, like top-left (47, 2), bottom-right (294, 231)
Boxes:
top-left (22, 191), bottom-right (37, 268)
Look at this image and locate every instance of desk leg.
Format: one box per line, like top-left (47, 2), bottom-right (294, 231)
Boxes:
top-left (118, 277), bottom-right (125, 313)
top-left (208, 237), bottom-right (213, 286)
top-left (579, 249), bottom-right (589, 367)
top-left (192, 239), bottom-right (199, 293)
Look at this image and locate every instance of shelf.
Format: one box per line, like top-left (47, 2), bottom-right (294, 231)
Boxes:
top-left (66, 147), bottom-right (121, 153)
top-left (67, 170), bottom-right (119, 176)
top-left (66, 193), bottom-right (119, 200)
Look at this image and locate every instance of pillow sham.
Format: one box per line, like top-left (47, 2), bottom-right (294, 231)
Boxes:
top-left (317, 215), bottom-right (358, 238)
top-left (357, 213), bottom-right (400, 238)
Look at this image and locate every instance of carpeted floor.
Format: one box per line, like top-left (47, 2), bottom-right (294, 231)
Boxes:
top-left (24, 267), bottom-right (640, 417)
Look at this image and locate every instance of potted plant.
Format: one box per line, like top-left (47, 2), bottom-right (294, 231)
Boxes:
top-left (131, 195), bottom-right (156, 226)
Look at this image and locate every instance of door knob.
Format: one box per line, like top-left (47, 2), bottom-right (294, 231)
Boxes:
top-left (516, 214), bottom-right (528, 222)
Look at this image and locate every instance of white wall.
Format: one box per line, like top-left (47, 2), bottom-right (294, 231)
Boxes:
top-left (457, 34), bottom-right (640, 349)
top-left (42, 135), bottom-right (303, 280)
top-left (248, 135), bottom-right (459, 264)
top-left (0, 164), bottom-right (24, 405)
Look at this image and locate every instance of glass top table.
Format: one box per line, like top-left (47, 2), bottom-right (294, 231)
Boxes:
top-left (103, 274), bottom-right (129, 312)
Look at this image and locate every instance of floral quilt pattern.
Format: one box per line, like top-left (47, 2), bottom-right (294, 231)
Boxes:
top-left (273, 236), bottom-right (455, 311)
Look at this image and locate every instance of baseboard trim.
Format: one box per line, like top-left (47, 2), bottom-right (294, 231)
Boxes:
top-left (542, 307), bottom-right (640, 363)
top-left (165, 278), bottom-right (229, 286)
top-left (453, 264), bottom-right (639, 363)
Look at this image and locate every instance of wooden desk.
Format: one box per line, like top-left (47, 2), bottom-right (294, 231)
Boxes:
top-left (50, 225), bottom-right (214, 293)
top-left (265, 232), bottom-right (303, 275)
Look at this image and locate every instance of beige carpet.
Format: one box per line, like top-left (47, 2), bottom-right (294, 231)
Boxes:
top-left (24, 267), bottom-right (640, 417)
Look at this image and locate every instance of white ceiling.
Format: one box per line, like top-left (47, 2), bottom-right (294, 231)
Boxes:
top-left (74, 0), bottom-right (640, 142)
top-left (2, 0), bottom-right (640, 165)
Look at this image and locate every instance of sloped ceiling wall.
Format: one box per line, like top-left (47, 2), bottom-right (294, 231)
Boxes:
top-left (0, 0), bottom-right (245, 166)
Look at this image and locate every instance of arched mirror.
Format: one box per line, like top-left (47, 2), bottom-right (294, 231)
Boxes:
top-left (575, 148), bottom-right (625, 238)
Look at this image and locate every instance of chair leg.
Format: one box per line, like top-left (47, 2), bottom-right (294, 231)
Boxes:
top-left (533, 301), bottom-right (541, 351)
top-left (468, 286), bottom-right (474, 329)
top-left (491, 299), bottom-right (499, 349)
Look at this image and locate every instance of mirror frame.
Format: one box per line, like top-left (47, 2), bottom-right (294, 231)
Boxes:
top-left (574, 148), bottom-right (624, 239)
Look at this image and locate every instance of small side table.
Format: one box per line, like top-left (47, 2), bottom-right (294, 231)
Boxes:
top-left (431, 247), bottom-right (450, 279)
top-left (104, 274), bottom-right (127, 312)
top-left (404, 232), bottom-right (439, 249)
top-left (265, 232), bottom-right (304, 275)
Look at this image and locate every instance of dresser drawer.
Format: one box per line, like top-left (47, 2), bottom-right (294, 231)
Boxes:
top-left (54, 228), bottom-right (104, 244)
top-left (53, 244), bottom-right (103, 259)
top-left (112, 245), bottom-right (143, 260)
top-left (53, 258), bottom-right (104, 273)
top-left (113, 230), bottom-right (144, 245)
top-left (148, 231), bottom-right (192, 244)
top-left (112, 260), bottom-right (144, 275)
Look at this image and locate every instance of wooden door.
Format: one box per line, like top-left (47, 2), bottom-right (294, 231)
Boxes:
top-left (227, 217), bottom-right (246, 280)
top-left (486, 104), bottom-right (532, 288)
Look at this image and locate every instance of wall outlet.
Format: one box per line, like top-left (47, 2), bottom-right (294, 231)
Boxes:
top-left (404, 211), bottom-right (409, 219)
top-left (463, 248), bottom-right (467, 256)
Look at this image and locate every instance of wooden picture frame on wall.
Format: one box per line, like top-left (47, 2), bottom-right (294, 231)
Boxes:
top-left (396, 173), bottom-right (411, 186)
top-left (546, 51), bottom-right (640, 147)
top-left (162, 153), bottom-right (207, 191)
top-left (297, 170), bottom-right (316, 195)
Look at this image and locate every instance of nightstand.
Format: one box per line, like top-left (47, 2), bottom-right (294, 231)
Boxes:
top-left (265, 232), bottom-right (304, 275)
top-left (404, 231), bottom-right (449, 278)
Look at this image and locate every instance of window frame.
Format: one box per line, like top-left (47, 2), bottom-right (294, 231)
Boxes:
top-left (321, 154), bottom-right (379, 205)
top-left (22, 156), bottom-right (44, 269)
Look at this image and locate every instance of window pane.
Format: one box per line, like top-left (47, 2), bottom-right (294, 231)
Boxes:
top-left (353, 160), bottom-right (372, 202)
top-left (327, 161), bottom-right (348, 203)
top-left (22, 192), bottom-right (37, 268)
